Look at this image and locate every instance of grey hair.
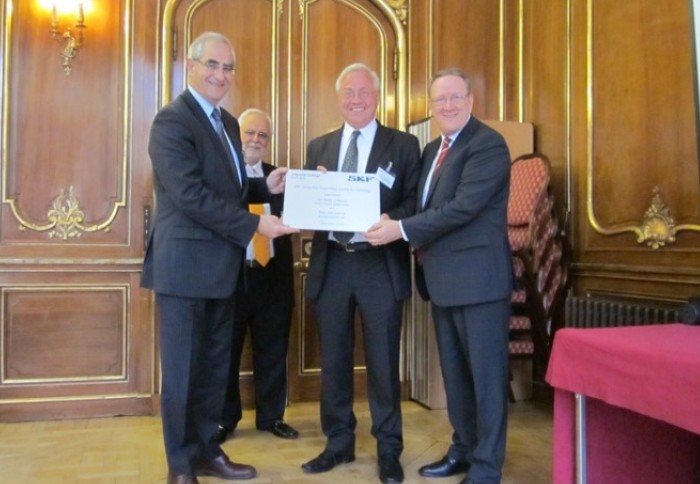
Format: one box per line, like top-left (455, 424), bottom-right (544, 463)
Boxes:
top-left (430, 68), bottom-right (472, 94)
top-left (188, 31), bottom-right (233, 60)
top-left (335, 63), bottom-right (380, 92)
top-left (239, 108), bottom-right (274, 133)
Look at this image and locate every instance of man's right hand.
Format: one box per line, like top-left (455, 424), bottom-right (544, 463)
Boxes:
top-left (257, 214), bottom-right (299, 238)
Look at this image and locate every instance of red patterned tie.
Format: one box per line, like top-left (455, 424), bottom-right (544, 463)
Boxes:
top-left (422, 136), bottom-right (453, 209)
top-left (433, 136), bottom-right (451, 174)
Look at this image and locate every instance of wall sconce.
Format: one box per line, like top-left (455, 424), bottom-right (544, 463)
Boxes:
top-left (49, 1), bottom-right (86, 75)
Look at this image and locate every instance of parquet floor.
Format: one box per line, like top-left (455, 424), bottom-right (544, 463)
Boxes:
top-left (0, 399), bottom-right (552, 484)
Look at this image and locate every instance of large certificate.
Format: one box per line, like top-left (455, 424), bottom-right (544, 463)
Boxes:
top-left (282, 169), bottom-right (380, 231)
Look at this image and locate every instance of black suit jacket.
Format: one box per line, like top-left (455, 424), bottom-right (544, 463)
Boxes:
top-left (403, 116), bottom-right (513, 307)
top-left (304, 122), bottom-right (421, 301)
top-left (237, 161), bottom-right (294, 310)
top-left (141, 89), bottom-right (269, 298)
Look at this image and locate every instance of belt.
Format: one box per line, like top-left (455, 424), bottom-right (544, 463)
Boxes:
top-left (328, 240), bottom-right (377, 252)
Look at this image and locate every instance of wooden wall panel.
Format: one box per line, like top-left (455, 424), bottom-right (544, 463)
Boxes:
top-left (303, 0), bottom-right (394, 137)
top-left (430, 0), bottom-right (503, 119)
top-left (1, 0), bottom-right (699, 420)
top-left (3, 288), bottom-right (125, 381)
top-left (587, 1), bottom-right (700, 247)
top-left (0, 0), bottom-right (158, 421)
top-left (0, 272), bottom-right (154, 421)
top-left (524, 0), bottom-right (571, 224)
top-left (2, 0), bottom-right (129, 246)
top-left (556, 0), bottom-right (700, 302)
top-left (407, 0), bottom-right (430, 119)
top-left (410, 0), bottom-right (700, 310)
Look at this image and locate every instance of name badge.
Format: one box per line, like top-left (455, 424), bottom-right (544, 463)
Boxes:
top-left (377, 163), bottom-right (396, 189)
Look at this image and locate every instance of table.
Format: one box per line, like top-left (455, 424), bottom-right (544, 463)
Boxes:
top-left (546, 324), bottom-right (700, 484)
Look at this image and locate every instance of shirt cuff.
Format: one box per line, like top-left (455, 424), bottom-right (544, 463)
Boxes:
top-left (399, 220), bottom-right (409, 242)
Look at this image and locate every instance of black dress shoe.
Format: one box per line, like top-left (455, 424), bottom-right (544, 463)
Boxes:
top-left (167, 473), bottom-right (199, 484)
top-left (301, 449), bottom-right (355, 474)
top-left (214, 425), bottom-right (234, 444)
top-left (418, 455), bottom-right (470, 478)
top-left (195, 453), bottom-right (256, 480)
top-left (263, 420), bottom-right (299, 439)
top-left (379, 454), bottom-right (404, 483)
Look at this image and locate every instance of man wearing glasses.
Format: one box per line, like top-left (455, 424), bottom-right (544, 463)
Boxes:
top-left (142, 32), bottom-right (296, 484)
top-left (366, 68), bottom-right (513, 484)
top-left (216, 108), bottom-right (299, 444)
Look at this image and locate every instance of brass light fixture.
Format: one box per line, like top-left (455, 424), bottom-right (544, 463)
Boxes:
top-left (49, 1), bottom-right (86, 75)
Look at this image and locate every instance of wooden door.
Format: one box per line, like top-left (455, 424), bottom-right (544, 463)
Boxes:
top-left (161, 0), bottom-right (404, 404)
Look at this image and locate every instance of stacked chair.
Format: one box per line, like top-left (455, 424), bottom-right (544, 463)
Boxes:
top-left (506, 153), bottom-right (567, 401)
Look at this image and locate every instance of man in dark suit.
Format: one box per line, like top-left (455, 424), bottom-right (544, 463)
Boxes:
top-left (300, 63), bottom-right (421, 484)
top-left (216, 108), bottom-right (299, 443)
top-left (141, 32), bottom-right (297, 484)
top-left (365, 68), bottom-right (513, 484)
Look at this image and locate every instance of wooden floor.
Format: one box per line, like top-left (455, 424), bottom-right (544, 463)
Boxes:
top-left (0, 399), bottom-right (552, 484)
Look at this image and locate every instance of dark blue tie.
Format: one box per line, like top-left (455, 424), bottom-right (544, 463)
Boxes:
top-left (333, 130), bottom-right (361, 244)
top-left (212, 108), bottom-right (246, 186)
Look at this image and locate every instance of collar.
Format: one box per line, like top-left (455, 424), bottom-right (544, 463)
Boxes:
top-left (342, 119), bottom-right (378, 142)
top-left (188, 85), bottom-right (218, 118)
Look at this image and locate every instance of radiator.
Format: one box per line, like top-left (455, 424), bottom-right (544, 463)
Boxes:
top-left (565, 296), bottom-right (680, 328)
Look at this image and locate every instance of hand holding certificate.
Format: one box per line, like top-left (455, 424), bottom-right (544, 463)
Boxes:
top-left (282, 169), bottom-right (380, 231)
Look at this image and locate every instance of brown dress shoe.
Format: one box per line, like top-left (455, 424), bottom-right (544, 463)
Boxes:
top-left (167, 473), bottom-right (199, 484)
top-left (196, 453), bottom-right (256, 480)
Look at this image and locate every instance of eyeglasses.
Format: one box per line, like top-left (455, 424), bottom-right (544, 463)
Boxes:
top-left (341, 89), bottom-right (374, 101)
top-left (430, 94), bottom-right (469, 108)
top-left (194, 59), bottom-right (235, 74)
top-left (243, 129), bottom-right (269, 140)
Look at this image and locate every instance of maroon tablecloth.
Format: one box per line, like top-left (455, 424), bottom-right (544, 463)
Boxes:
top-left (546, 324), bottom-right (700, 483)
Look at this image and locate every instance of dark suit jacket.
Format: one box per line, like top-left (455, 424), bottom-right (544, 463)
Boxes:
top-left (403, 116), bottom-right (513, 307)
top-left (141, 89), bottom-right (269, 299)
top-left (303, 122), bottom-right (421, 301)
top-left (237, 161), bottom-right (294, 310)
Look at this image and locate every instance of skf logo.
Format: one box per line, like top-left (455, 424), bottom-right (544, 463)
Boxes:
top-left (347, 175), bottom-right (374, 182)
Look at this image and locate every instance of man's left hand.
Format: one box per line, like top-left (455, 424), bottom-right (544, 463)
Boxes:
top-left (364, 219), bottom-right (402, 246)
top-left (267, 167), bottom-right (288, 194)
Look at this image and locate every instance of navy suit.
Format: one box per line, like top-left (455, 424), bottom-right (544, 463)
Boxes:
top-left (141, 89), bottom-right (269, 475)
top-left (402, 116), bottom-right (513, 483)
top-left (304, 122), bottom-right (420, 458)
top-left (221, 161), bottom-right (295, 431)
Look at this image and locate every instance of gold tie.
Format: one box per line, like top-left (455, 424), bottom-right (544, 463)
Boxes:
top-left (249, 204), bottom-right (271, 267)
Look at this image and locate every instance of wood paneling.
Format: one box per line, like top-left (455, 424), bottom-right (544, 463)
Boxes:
top-left (524, 0), bottom-right (570, 223)
top-left (564, 0), bottom-right (700, 300)
top-left (430, 0), bottom-right (503, 119)
top-left (3, 0), bottom-right (128, 246)
top-left (0, 0), bottom-right (158, 420)
top-left (588, 1), bottom-right (700, 243)
top-left (2, 0), bottom-right (700, 420)
top-left (3, 288), bottom-right (125, 381)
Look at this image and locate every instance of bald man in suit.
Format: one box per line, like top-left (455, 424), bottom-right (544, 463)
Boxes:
top-left (300, 63), bottom-right (420, 484)
top-left (366, 68), bottom-right (513, 484)
top-left (141, 31), bottom-right (296, 484)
